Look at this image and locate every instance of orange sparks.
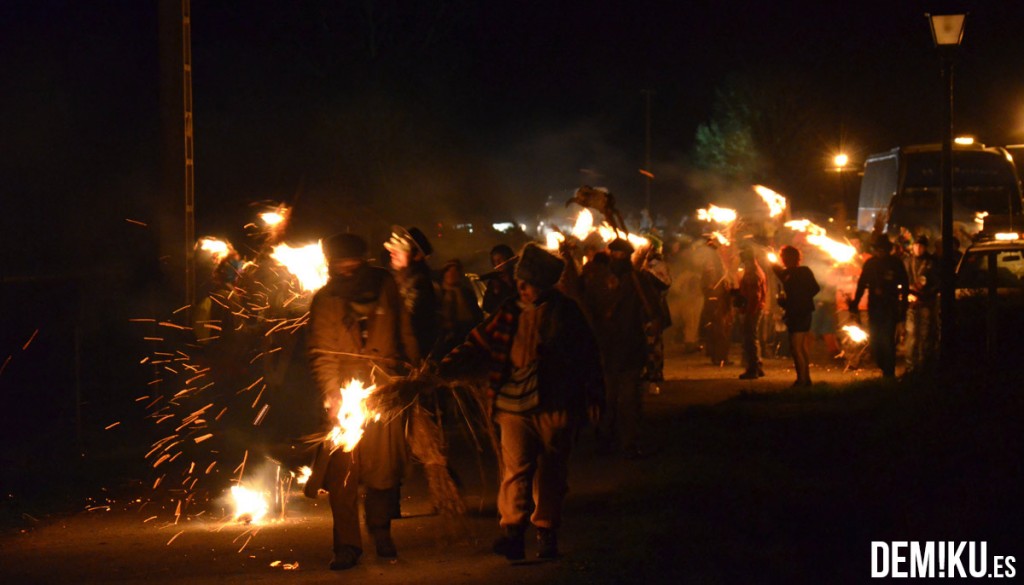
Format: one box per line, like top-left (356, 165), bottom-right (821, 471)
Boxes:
top-left (167, 530), bottom-right (184, 545)
top-left (125, 218), bottom-right (148, 227)
top-left (104, 422), bottom-right (121, 431)
top-left (193, 434), bottom-right (214, 444)
top-left (21, 329), bottom-right (39, 350)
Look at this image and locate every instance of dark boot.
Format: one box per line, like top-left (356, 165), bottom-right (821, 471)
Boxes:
top-left (492, 525), bottom-right (525, 560)
top-left (329, 545), bottom-right (361, 570)
top-left (536, 527), bottom-right (558, 559)
top-left (371, 529), bottom-right (398, 559)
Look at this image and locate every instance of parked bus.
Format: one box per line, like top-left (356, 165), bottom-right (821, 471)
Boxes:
top-left (857, 143), bottom-right (1022, 239)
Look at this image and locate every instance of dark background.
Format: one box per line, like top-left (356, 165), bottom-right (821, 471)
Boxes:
top-left (2, 0), bottom-right (1023, 503)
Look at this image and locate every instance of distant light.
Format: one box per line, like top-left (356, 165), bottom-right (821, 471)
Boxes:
top-left (833, 153), bottom-right (849, 168)
top-left (994, 232), bottom-right (1019, 241)
top-left (954, 136), bottom-right (975, 146)
top-left (492, 222), bottom-right (515, 233)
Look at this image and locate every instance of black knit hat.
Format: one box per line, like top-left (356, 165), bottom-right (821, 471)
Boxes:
top-left (323, 233), bottom-right (368, 260)
top-left (515, 243), bottom-right (564, 290)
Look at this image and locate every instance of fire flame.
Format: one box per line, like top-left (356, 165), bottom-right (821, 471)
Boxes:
top-left (545, 231), bottom-right (565, 251)
top-left (766, 251), bottom-right (779, 264)
top-left (327, 379), bottom-right (379, 453)
top-left (709, 231), bottom-right (730, 246)
top-left (270, 242), bottom-right (328, 292)
top-left (230, 485), bottom-right (270, 524)
top-left (697, 205), bottom-right (738, 225)
top-left (842, 324), bottom-right (868, 344)
top-left (198, 237), bottom-right (232, 264)
top-left (260, 211), bottom-right (286, 227)
top-left (754, 185), bottom-right (787, 218)
top-left (570, 209), bottom-right (595, 240)
top-left (784, 219), bottom-right (856, 264)
top-left (975, 210), bottom-right (989, 227)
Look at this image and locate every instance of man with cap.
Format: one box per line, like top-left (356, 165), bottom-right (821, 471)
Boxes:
top-left (582, 238), bottom-right (656, 459)
top-left (386, 226), bottom-right (441, 359)
top-left (439, 243), bottom-right (604, 561)
top-left (904, 235), bottom-right (939, 372)
top-left (850, 236), bottom-right (909, 378)
top-left (306, 233), bottom-right (420, 570)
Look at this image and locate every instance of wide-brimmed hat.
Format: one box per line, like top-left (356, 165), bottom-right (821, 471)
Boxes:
top-left (385, 225), bottom-right (433, 257)
top-left (515, 243), bottom-right (564, 290)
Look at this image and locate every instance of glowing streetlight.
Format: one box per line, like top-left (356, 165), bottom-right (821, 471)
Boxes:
top-left (833, 153), bottom-right (849, 169)
top-left (927, 12), bottom-right (967, 365)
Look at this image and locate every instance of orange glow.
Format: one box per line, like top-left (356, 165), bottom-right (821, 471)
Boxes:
top-left (270, 242), bottom-right (328, 292)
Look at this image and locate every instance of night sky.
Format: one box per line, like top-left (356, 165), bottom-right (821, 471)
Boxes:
top-left (2, 0), bottom-right (1023, 277)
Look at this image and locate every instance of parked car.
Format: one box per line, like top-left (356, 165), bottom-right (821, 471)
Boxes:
top-left (954, 233), bottom-right (1024, 355)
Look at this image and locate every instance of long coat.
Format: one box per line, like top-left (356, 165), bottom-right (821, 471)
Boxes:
top-left (307, 264), bottom-right (420, 490)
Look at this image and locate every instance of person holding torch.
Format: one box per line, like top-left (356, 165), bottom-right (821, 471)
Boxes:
top-left (306, 233), bottom-right (420, 570)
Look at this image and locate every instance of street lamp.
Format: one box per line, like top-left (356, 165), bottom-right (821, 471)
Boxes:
top-left (831, 152), bottom-right (850, 226)
top-left (927, 12), bottom-right (966, 365)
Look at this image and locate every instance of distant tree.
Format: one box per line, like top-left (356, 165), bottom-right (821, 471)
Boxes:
top-left (693, 71), bottom-right (832, 211)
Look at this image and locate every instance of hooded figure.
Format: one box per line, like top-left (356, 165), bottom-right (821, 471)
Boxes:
top-left (307, 233), bottom-right (420, 570)
top-left (440, 242), bottom-right (604, 561)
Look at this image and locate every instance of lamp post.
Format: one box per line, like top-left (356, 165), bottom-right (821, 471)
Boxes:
top-left (927, 13), bottom-right (966, 365)
top-left (833, 153), bottom-right (850, 226)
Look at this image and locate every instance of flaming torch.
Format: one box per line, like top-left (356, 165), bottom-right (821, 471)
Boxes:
top-left (754, 185), bottom-right (787, 218)
top-left (697, 205), bottom-right (738, 225)
top-left (197, 237), bottom-right (233, 264)
top-left (784, 219), bottom-right (857, 264)
top-left (270, 242), bottom-right (328, 292)
top-left (326, 379), bottom-right (379, 453)
top-left (842, 324), bottom-right (869, 344)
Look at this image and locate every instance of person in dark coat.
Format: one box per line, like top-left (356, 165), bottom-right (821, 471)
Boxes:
top-left (481, 244), bottom-right (517, 315)
top-left (386, 226), bottom-right (441, 359)
top-left (850, 236), bottom-right (909, 378)
top-left (438, 258), bottom-right (484, 355)
top-left (439, 243), bottom-right (604, 561)
top-left (582, 238), bottom-right (655, 459)
top-left (771, 245), bottom-right (820, 386)
top-left (306, 233), bottom-right (420, 570)
top-left (904, 235), bottom-right (939, 373)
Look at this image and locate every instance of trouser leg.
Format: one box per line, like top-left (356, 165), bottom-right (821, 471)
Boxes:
top-left (364, 487), bottom-right (395, 533)
top-left (495, 412), bottom-right (537, 529)
top-left (325, 450), bottom-right (362, 553)
top-left (531, 411), bottom-right (572, 530)
top-left (742, 313), bottom-right (762, 371)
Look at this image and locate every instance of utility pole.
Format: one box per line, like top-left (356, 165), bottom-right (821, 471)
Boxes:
top-left (642, 89), bottom-right (653, 214)
top-left (182, 0), bottom-right (196, 319)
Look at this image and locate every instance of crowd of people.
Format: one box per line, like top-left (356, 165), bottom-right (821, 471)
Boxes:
top-left (283, 222), bottom-right (948, 570)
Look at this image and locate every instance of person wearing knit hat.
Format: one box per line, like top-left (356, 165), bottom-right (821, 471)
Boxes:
top-left (515, 243), bottom-right (565, 291)
top-left (307, 231), bottom-right (420, 570)
top-left (438, 241), bottom-right (603, 562)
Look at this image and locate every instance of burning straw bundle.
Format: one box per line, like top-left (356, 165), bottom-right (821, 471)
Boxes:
top-left (304, 359), bottom-right (498, 544)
